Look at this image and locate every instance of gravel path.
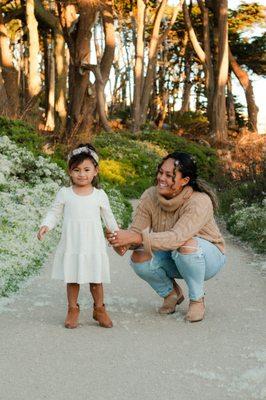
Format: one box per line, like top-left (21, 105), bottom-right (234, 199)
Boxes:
top-left (0, 215), bottom-right (265, 400)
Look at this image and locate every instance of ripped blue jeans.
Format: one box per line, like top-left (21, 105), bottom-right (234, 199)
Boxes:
top-left (130, 237), bottom-right (226, 301)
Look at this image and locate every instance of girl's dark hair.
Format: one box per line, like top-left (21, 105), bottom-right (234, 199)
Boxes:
top-left (68, 143), bottom-right (100, 188)
top-left (156, 151), bottom-right (218, 211)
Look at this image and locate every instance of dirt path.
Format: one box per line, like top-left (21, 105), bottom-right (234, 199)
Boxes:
top-left (0, 216), bottom-right (265, 400)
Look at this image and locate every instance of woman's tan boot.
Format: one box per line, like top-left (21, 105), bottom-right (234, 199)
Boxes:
top-left (185, 298), bottom-right (205, 322)
top-left (93, 304), bottom-right (113, 328)
top-left (64, 304), bottom-right (80, 329)
top-left (159, 283), bottom-right (184, 315)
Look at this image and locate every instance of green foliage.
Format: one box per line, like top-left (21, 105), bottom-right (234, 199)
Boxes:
top-left (226, 200), bottom-right (266, 253)
top-left (93, 130), bottom-right (219, 198)
top-left (231, 33), bottom-right (266, 77)
top-left (218, 166), bottom-right (265, 253)
top-left (228, 3), bottom-right (265, 34)
top-left (131, 130), bottom-right (218, 180)
top-left (0, 117), bottom-right (45, 155)
top-left (218, 170), bottom-right (266, 216)
top-left (168, 111), bottom-right (209, 136)
top-left (93, 132), bottom-right (162, 198)
top-left (0, 117), bottom-right (68, 169)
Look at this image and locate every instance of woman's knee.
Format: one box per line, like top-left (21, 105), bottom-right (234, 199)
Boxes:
top-left (131, 250), bottom-right (152, 263)
top-left (130, 253), bottom-right (153, 280)
top-left (178, 238), bottom-right (198, 254)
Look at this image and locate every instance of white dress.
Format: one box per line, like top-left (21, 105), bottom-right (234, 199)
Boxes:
top-left (41, 187), bottom-right (119, 284)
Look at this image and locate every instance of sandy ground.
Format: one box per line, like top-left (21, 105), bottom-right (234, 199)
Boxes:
top-left (0, 215), bottom-right (265, 400)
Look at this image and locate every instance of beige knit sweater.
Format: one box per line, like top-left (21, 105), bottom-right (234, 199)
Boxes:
top-left (130, 186), bottom-right (225, 255)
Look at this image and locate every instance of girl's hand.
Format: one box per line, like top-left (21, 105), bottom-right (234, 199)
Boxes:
top-left (107, 230), bottom-right (142, 247)
top-left (37, 226), bottom-right (49, 241)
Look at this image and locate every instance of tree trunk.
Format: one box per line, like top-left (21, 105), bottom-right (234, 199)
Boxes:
top-left (43, 33), bottom-right (50, 116)
top-left (197, 0), bottom-right (214, 123)
top-left (54, 29), bottom-right (67, 134)
top-left (0, 69), bottom-right (10, 115)
top-left (229, 48), bottom-right (258, 132)
top-left (45, 39), bottom-right (55, 131)
top-left (0, 13), bottom-right (20, 116)
top-left (211, 0), bottom-right (228, 143)
top-left (56, 0), bottom-right (114, 143)
top-left (139, 0), bottom-right (180, 127)
top-left (180, 47), bottom-right (192, 113)
top-left (226, 72), bottom-right (237, 129)
top-left (132, 0), bottom-right (146, 133)
top-left (26, 0), bottom-right (42, 101)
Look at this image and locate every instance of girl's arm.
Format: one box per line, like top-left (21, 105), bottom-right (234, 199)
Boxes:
top-left (99, 190), bottom-right (119, 232)
top-left (38, 188), bottom-right (65, 239)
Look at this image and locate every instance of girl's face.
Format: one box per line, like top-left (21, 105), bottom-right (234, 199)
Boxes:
top-left (157, 158), bottom-right (190, 198)
top-left (69, 159), bottom-right (98, 187)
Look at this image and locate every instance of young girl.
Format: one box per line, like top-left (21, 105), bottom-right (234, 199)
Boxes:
top-left (37, 144), bottom-right (119, 329)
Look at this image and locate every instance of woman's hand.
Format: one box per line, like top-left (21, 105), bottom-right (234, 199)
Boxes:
top-left (37, 226), bottom-right (49, 241)
top-left (113, 245), bottom-right (128, 256)
top-left (106, 229), bottom-right (142, 247)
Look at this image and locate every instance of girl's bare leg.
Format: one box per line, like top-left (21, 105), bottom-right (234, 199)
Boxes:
top-left (65, 283), bottom-right (80, 329)
top-left (90, 283), bottom-right (104, 306)
top-left (67, 283), bottom-right (80, 307)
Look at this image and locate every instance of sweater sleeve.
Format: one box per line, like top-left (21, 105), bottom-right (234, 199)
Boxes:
top-left (100, 190), bottom-right (119, 232)
top-left (40, 187), bottom-right (65, 230)
top-left (129, 191), bottom-right (152, 234)
top-left (142, 196), bottom-right (213, 255)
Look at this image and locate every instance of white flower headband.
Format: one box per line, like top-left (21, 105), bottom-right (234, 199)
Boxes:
top-left (68, 146), bottom-right (99, 164)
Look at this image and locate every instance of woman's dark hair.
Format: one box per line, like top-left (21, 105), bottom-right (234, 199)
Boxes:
top-left (68, 143), bottom-right (100, 188)
top-left (156, 151), bottom-right (218, 210)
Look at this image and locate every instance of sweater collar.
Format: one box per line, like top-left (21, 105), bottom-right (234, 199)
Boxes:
top-left (156, 185), bottom-right (193, 212)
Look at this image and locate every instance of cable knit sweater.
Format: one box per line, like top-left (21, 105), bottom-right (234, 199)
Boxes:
top-left (130, 186), bottom-right (225, 255)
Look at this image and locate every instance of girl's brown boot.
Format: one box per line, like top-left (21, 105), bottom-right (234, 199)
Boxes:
top-left (93, 304), bottom-right (113, 328)
top-left (64, 304), bottom-right (80, 329)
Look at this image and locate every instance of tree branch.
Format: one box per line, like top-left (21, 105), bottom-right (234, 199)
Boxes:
top-left (182, 0), bottom-right (206, 64)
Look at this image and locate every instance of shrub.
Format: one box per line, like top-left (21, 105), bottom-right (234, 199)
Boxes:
top-left (93, 130), bottom-right (219, 197)
top-left (226, 200), bottom-right (266, 253)
top-left (123, 130), bottom-right (219, 181)
top-left (0, 116), bottom-right (45, 155)
top-left (168, 111), bottom-right (209, 136)
top-left (93, 133), bottom-right (162, 197)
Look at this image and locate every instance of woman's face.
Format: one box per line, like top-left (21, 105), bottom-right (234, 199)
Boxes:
top-left (156, 158), bottom-right (190, 198)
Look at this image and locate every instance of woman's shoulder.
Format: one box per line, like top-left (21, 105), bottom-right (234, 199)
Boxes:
top-left (188, 191), bottom-right (212, 208)
top-left (140, 186), bottom-right (157, 203)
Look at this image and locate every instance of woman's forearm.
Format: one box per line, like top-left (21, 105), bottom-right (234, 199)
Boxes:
top-left (107, 229), bottom-right (142, 247)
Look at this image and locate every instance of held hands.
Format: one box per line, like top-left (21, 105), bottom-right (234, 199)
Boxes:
top-left (106, 229), bottom-right (142, 248)
top-left (105, 228), bottom-right (127, 256)
top-left (37, 226), bottom-right (49, 241)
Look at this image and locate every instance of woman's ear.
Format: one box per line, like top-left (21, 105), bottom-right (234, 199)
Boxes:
top-left (181, 176), bottom-right (190, 186)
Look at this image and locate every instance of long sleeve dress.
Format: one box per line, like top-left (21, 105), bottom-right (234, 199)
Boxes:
top-left (41, 186), bottom-right (119, 284)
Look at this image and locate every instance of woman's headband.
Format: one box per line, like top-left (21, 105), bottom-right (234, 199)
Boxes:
top-left (68, 146), bottom-right (99, 164)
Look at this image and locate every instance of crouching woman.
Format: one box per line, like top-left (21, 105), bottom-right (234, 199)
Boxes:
top-left (107, 152), bottom-right (226, 323)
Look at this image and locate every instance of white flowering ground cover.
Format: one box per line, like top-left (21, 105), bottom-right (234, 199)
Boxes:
top-left (0, 136), bottom-right (131, 297)
top-left (226, 199), bottom-right (266, 253)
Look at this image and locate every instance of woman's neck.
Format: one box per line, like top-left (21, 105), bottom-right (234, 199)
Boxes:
top-left (156, 185), bottom-right (193, 212)
top-left (162, 187), bottom-right (183, 199)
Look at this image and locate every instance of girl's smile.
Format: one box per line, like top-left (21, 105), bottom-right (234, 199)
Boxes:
top-left (69, 159), bottom-right (98, 188)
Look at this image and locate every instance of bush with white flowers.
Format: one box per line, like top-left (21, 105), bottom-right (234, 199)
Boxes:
top-left (226, 198), bottom-right (266, 253)
top-left (0, 136), bottom-right (131, 297)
